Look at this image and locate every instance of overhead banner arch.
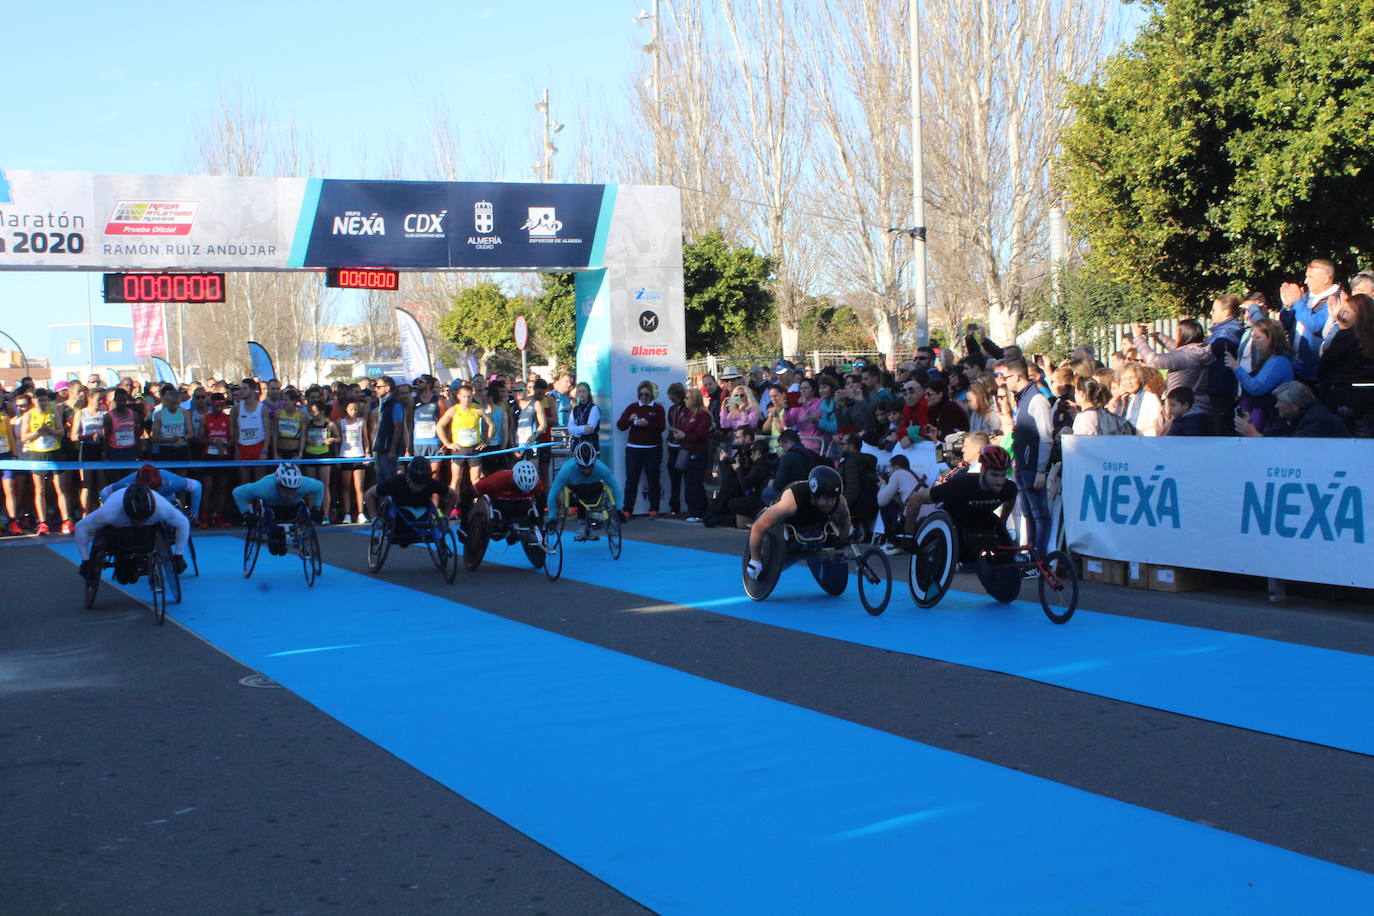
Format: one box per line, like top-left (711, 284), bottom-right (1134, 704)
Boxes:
top-left (0, 169), bottom-right (684, 470)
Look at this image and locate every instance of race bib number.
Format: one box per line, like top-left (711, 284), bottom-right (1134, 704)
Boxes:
top-left (307, 426), bottom-right (328, 447)
top-left (207, 441), bottom-right (227, 456)
top-left (278, 417), bottom-right (301, 438)
top-left (114, 426), bottom-right (136, 448)
top-left (415, 420), bottom-right (436, 441)
top-left (457, 427), bottom-right (480, 447)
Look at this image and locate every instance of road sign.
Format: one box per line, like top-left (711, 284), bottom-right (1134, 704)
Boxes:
top-left (514, 315), bottom-right (529, 351)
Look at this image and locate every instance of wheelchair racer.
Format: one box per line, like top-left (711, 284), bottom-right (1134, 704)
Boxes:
top-left (75, 483), bottom-right (189, 583)
top-left (901, 444), bottom-right (1018, 563)
top-left (101, 464), bottom-right (203, 522)
top-left (746, 465), bottom-right (852, 580)
top-left (546, 441), bottom-right (622, 528)
top-left (471, 459), bottom-right (546, 529)
top-left (364, 458), bottom-right (460, 546)
top-left (231, 462), bottom-right (325, 556)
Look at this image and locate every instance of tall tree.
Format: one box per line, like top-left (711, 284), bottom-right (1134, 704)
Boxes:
top-left (1060, 0), bottom-right (1374, 305)
top-left (437, 282), bottom-right (515, 376)
top-left (683, 230), bottom-right (776, 356)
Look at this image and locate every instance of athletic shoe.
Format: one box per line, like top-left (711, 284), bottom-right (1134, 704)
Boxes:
top-left (342, 514), bottom-right (353, 525)
top-left (7, 520), bottom-right (22, 536)
top-left (684, 516), bottom-right (702, 523)
top-left (60, 520), bottom-right (75, 536)
top-left (36, 522), bottom-right (50, 536)
top-left (320, 517), bottom-right (331, 526)
top-left (1021, 567), bottom-right (1040, 580)
top-left (356, 513), bottom-right (368, 524)
top-left (649, 511), bottom-right (659, 520)
top-left (880, 542), bottom-right (902, 556)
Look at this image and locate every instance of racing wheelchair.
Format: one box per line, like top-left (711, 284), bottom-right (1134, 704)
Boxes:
top-left (367, 496), bottom-right (460, 583)
top-left (550, 482), bottom-right (623, 560)
top-left (740, 517), bottom-right (893, 615)
top-left (904, 509), bottom-right (1078, 623)
top-left (82, 525), bottom-right (181, 625)
top-left (242, 498), bottom-right (323, 587)
top-left (462, 494), bottom-right (562, 582)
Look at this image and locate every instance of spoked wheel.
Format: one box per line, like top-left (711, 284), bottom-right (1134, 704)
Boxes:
top-left (606, 511), bottom-right (622, 560)
top-left (463, 499), bottom-right (491, 572)
top-left (242, 526), bottom-right (262, 579)
top-left (1038, 550), bottom-right (1079, 624)
top-left (147, 558), bottom-right (167, 625)
top-left (809, 558), bottom-right (849, 596)
top-left (427, 511), bottom-right (460, 584)
top-left (542, 525), bottom-right (563, 582)
top-left (368, 512), bottom-right (393, 573)
top-left (908, 510), bottom-right (958, 609)
top-left (83, 563), bottom-right (101, 610)
top-left (976, 558), bottom-right (1023, 604)
top-left (857, 547), bottom-right (893, 616)
top-left (301, 526), bottom-right (322, 587)
top-left (741, 523), bottom-right (784, 601)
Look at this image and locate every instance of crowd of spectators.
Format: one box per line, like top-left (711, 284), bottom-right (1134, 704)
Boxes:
top-left (3, 257), bottom-right (1370, 541)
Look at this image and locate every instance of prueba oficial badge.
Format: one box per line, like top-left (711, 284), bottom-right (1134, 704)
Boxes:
top-left (105, 200), bottom-right (200, 236)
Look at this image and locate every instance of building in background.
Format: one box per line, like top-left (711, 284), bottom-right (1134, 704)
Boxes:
top-left (47, 323), bottom-right (139, 385)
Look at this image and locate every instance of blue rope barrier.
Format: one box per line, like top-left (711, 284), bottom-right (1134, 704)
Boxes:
top-left (0, 441), bottom-right (561, 473)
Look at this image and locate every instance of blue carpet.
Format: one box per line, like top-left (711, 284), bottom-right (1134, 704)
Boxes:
top-left (50, 540), bottom-right (1374, 913)
top-left (478, 534), bottom-right (1374, 757)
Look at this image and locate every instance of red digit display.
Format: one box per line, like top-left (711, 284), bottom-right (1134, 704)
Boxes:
top-left (102, 273), bottom-right (227, 303)
top-left (325, 267), bottom-right (400, 291)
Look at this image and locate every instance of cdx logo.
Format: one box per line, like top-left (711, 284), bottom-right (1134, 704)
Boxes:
top-left (403, 210), bottom-right (446, 236)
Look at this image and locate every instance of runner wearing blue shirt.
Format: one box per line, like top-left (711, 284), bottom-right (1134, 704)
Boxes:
top-left (101, 464), bottom-right (203, 519)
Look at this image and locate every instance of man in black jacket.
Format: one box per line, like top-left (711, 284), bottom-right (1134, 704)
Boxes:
top-left (765, 430), bottom-right (821, 503)
top-left (723, 439), bottom-right (777, 524)
top-left (704, 425), bottom-right (758, 526)
top-left (1236, 381), bottom-right (1350, 438)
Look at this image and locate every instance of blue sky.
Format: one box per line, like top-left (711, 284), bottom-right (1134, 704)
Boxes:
top-left (0, 0), bottom-right (648, 359)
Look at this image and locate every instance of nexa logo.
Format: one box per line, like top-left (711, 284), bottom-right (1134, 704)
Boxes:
top-left (331, 211), bottom-right (386, 236)
top-left (403, 211), bottom-right (446, 237)
top-left (632, 346), bottom-right (668, 356)
top-left (1079, 463), bottom-right (1181, 528)
top-left (1242, 471), bottom-right (1364, 543)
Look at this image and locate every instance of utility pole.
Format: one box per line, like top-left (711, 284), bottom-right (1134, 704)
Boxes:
top-left (534, 89), bottom-right (564, 182)
top-left (910, 0), bottom-right (929, 347)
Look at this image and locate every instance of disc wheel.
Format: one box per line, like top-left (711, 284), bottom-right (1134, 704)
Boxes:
top-left (463, 499), bottom-right (491, 572)
top-left (741, 523), bottom-right (784, 601)
top-left (242, 525), bottom-right (261, 579)
top-left (368, 512), bottom-right (393, 573)
top-left (521, 528), bottom-right (547, 570)
top-left (809, 558), bottom-right (849, 596)
top-left (908, 510), bottom-right (958, 609)
top-left (148, 558), bottom-right (167, 626)
top-left (301, 526), bottom-right (322, 587)
top-left (542, 525), bottom-right (563, 582)
top-left (1038, 550), bottom-right (1079, 624)
top-left (976, 558), bottom-right (1023, 604)
top-left (606, 511), bottom-right (622, 560)
top-left (857, 547), bottom-right (893, 616)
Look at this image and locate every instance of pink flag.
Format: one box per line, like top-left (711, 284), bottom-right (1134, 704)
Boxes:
top-left (131, 303), bottom-right (167, 357)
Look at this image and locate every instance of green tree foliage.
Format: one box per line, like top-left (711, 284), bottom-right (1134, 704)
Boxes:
top-left (438, 282), bottom-right (514, 372)
top-left (524, 273), bottom-right (577, 370)
top-left (1060, 0), bottom-right (1374, 308)
top-left (683, 229), bottom-right (776, 356)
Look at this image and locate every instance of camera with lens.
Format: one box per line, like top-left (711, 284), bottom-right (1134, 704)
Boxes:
top-left (935, 430), bottom-right (967, 467)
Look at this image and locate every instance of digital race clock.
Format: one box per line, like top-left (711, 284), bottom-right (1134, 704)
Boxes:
top-left (102, 272), bottom-right (227, 303)
top-left (325, 267), bottom-right (400, 291)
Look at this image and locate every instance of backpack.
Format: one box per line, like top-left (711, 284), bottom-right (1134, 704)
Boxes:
top-left (1093, 408), bottom-right (1136, 436)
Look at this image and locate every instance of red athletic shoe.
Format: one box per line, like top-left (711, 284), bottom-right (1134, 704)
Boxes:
top-left (5, 520), bottom-right (20, 536)
top-left (648, 511), bottom-right (659, 520)
top-left (36, 522), bottom-right (50, 536)
top-left (60, 520), bottom-right (75, 535)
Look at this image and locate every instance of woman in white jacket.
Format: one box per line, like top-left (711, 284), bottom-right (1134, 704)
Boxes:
top-left (1109, 363), bottom-right (1163, 436)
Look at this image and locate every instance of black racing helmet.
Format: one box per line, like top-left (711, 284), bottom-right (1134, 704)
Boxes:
top-left (406, 458), bottom-right (432, 484)
top-left (123, 483), bottom-right (157, 523)
top-left (807, 465), bottom-right (843, 500)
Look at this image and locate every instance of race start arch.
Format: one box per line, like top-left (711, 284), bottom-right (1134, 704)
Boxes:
top-left (0, 169), bottom-right (685, 468)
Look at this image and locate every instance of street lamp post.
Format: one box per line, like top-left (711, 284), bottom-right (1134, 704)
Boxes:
top-left (534, 89), bottom-right (564, 182)
top-left (910, 0), bottom-right (928, 348)
top-left (635, 2), bottom-right (662, 183)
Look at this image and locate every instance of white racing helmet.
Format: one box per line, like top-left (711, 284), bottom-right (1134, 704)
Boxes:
top-left (512, 460), bottom-right (540, 492)
top-left (275, 462), bottom-right (303, 489)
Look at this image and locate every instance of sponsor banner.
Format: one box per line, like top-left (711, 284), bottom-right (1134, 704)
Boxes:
top-left (151, 356), bottom-right (178, 385)
top-left (131, 303), bottom-right (166, 357)
top-left (396, 308), bottom-right (432, 382)
top-left (299, 179), bottom-right (605, 270)
top-left (1063, 435), bottom-right (1373, 588)
top-left (247, 341), bottom-right (276, 381)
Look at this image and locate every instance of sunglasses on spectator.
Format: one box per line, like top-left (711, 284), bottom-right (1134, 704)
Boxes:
top-left (903, 386), bottom-right (919, 393)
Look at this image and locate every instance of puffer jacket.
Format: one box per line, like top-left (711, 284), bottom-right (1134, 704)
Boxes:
top-left (1133, 335), bottom-right (1215, 414)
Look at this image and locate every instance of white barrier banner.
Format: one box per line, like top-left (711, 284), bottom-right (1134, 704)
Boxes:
top-left (1062, 435), bottom-right (1372, 588)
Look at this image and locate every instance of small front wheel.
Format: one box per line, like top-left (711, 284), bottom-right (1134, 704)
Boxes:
top-left (857, 547), bottom-right (892, 616)
top-left (606, 511), bottom-right (622, 560)
top-left (543, 526), bottom-right (563, 582)
top-left (148, 559), bottom-right (167, 626)
top-left (368, 512), bottom-right (392, 573)
top-left (243, 525), bottom-right (261, 579)
top-left (301, 526), bottom-right (322, 587)
top-left (1038, 550), bottom-right (1079, 624)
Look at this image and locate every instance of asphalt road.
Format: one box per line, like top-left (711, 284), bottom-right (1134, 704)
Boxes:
top-left (3, 521), bottom-right (1373, 914)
